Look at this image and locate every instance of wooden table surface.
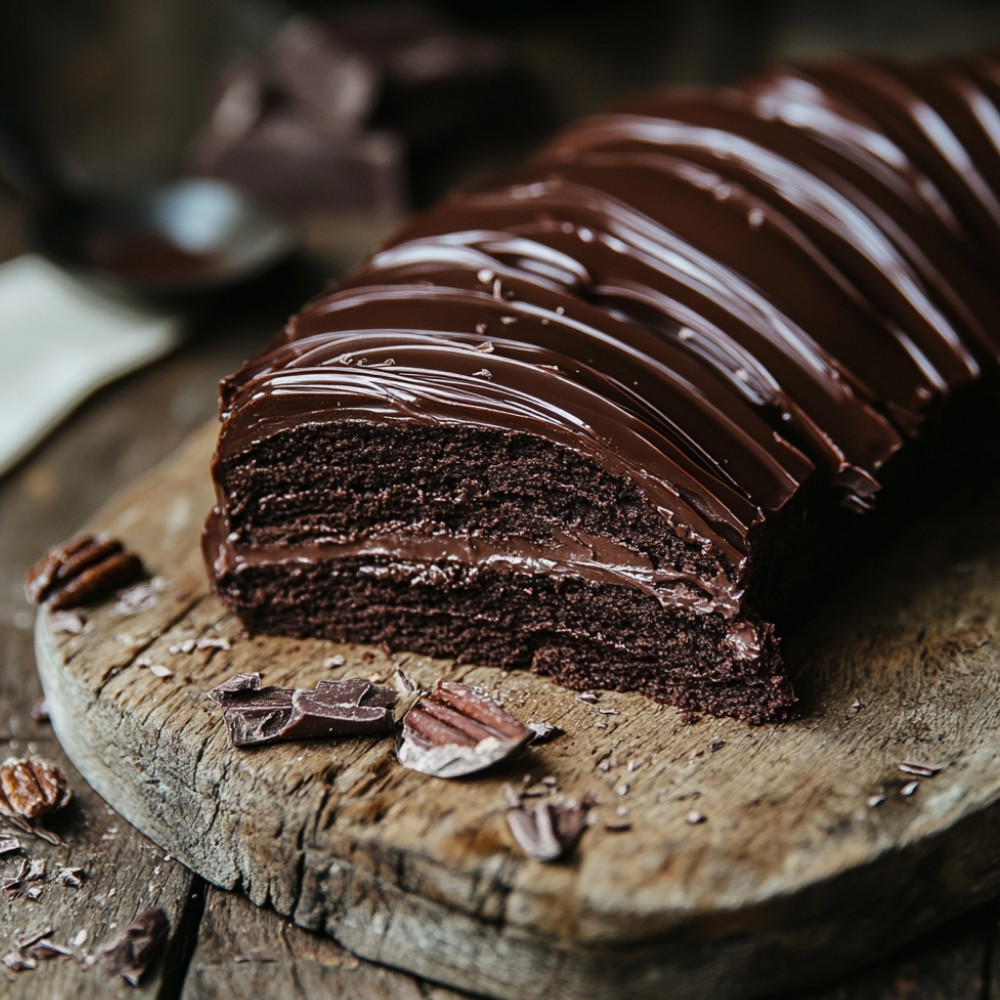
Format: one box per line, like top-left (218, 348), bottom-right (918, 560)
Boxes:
top-left (5, 0), bottom-right (1000, 974)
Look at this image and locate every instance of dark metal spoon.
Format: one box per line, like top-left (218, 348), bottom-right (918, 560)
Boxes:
top-left (0, 103), bottom-right (297, 302)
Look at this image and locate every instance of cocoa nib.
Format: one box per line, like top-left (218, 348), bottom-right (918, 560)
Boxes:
top-left (397, 679), bottom-right (531, 779)
top-left (504, 786), bottom-right (595, 862)
top-left (100, 907), bottom-right (169, 986)
top-left (209, 673), bottom-right (396, 748)
top-left (25, 535), bottom-right (145, 610)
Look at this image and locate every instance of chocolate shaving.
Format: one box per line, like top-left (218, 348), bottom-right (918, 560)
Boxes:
top-left (527, 721), bottom-right (563, 745)
top-left (397, 679), bottom-right (531, 778)
top-left (58, 866), bottom-right (85, 888)
top-left (0, 835), bottom-right (21, 855)
top-left (898, 761), bottom-right (943, 778)
top-left (16, 925), bottom-right (52, 950)
top-left (29, 940), bottom-right (74, 960)
top-left (3, 951), bottom-right (36, 971)
top-left (3, 856), bottom-right (46, 899)
top-left (99, 907), bottom-right (169, 986)
top-left (25, 535), bottom-right (145, 610)
top-left (209, 673), bottom-right (396, 747)
top-left (505, 788), bottom-right (595, 862)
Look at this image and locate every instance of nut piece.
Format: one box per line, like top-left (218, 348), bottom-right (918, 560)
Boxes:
top-left (25, 534), bottom-right (145, 610)
top-left (397, 679), bottom-right (532, 778)
top-left (0, 757), bottom-right (71, 822)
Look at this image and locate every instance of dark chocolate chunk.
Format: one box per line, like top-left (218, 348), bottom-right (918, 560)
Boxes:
top-left (25, 535), bottom-right (145, 610)
top-left (209, 672), bottom-right (396, 747)
top-left (505, 787), bottom-right (595, 862)
top-left (99, 907), bottom-right (169, 986)
top-left (397, 679), bottom-right (531, 778)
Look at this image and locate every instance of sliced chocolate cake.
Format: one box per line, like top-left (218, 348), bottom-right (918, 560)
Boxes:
top-left (204, 53), bottom-right (1000, 723)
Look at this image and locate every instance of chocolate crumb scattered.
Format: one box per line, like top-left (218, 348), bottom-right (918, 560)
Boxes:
top-left (25, 535), bottom-right (145, 611)
top-left (577, 692), bottom-right (599, 704)
top-left (209, 673), bottom-right (396, 748)
top-left (708, 738), bottom-right (726, 753)
top-left (16, 926), bottom-right (52, 950)
top-left (110, 577), bottom-right (166, 617)
top-left (898, 762), bottom-right (943, 778)
top-left (50, 610), bottom-right (86, 634)
top-left (603, 820), bottom-right (633, 833)
top-left (526, 721), bottom-right (562, 744)
top-left (3, 950), bottom-right (36, 971)
top-left (868, 793), bottom-right (886, 807)
top-left (58, 866), bottom-right (85, 888)
top-left (0, 835), bottom-right (21, 855)
top-left (397, 679), bottom-right (531, 779)
top-left (901, 780), bottom-right (919, 797)
top-left (597, 758), bottom-right (618, 773)
top-left (324, 654), bottom-right (347, 669)
top-left (146, 663), bottom-right (175, 679)
top-left (29, 940), bottom-right (73, 960)
top-left (505, 789), bottom-right (595, 862)
top-left (99, 907), bottom-right (169, 986)
top-left (3, 856), bottom-right (46, 899)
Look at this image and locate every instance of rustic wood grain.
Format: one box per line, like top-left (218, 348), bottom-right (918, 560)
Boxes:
top-left (184, 885), bottom-right (470, 1000)
top-left (32, 417), bottom-right (1000, 1000)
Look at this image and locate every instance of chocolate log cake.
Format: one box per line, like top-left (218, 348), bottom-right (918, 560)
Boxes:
top-left (204, 54), bottom-right (1000, 723)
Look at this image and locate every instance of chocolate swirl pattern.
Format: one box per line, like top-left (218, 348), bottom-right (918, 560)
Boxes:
top-left (205, 54), bottom-right (1000, 723)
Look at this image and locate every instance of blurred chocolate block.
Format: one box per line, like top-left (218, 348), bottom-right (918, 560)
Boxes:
top-left (188, 3), bottom-right (547, 270)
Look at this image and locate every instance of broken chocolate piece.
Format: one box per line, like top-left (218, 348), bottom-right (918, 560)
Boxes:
top-left (57, 866), bottom-right (85, 888)
top-left (0, 835), bottom-right (21, 855)
top-left (3, 857), bottom-right (46, 899)
top-left (397, 679), bottom-right (531, 778)
top-left (100, 907), bottom-right (169, 986)
top-left (25, 535), bottom-right (145, 610)
top-left (0, 756), bottom-right (71, 822)
top-left (505, 788), bottom-right (594, 862)
top-left (209, 672), bottom-right (396, 747)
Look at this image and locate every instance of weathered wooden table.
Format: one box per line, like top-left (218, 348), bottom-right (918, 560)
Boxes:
top-left (1, 201), bottom-right (999, 1000)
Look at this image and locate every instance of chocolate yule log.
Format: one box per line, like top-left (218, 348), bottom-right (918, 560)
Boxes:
top-left (203, 54), bottom-right (1000, 723)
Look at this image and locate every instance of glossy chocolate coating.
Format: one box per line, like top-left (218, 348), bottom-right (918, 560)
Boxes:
top-left (206, 52), bottom-right (1000, 627)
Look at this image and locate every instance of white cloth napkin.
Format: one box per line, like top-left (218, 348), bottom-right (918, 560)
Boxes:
top-left (0, 254), bottom-right (181, 476)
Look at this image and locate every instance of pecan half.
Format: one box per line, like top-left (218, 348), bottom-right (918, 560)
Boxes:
top-left (25, 534), bottom-right (145, 610)
top-left (0, 757), bottom-right (72, 822)
top-left (397, 679), bottom-right (531, 778)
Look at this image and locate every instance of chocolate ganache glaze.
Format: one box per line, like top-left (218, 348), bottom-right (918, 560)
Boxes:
top-left (205, 52), bottom-right (1000, 723)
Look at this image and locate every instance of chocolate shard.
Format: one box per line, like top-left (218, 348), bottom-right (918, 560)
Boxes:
top-left (397, 679), bottom-right (531, 778)
top-left (209, 672), bottom-right (396, 747)
top-left (505, 789), bottom-right (595, 862)
top-left (100, 907), bottom-right (169, 986)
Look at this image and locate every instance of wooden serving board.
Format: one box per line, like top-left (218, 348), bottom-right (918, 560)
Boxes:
top-left (34, 423), bottom-right (1000, 1000)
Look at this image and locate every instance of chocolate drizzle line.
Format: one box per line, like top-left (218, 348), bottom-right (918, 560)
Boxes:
top-left (204, 52), bottom-right (1000, 705)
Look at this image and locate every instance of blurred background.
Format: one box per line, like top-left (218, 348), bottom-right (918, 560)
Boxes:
top-left (1, 0), bottom-right (999, 276)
